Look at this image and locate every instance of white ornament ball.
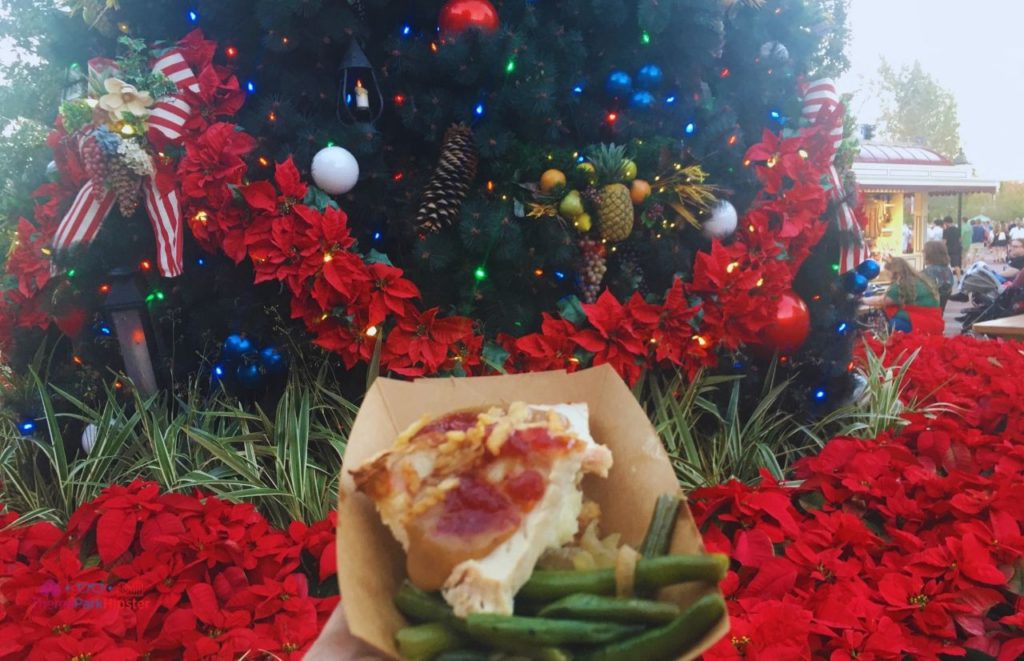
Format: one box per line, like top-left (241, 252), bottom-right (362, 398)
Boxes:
top-left (81, 423), bottom-right (98, 454)
top-left (702, 200), bottom-right (738, 239)
top-left (311, 146), bottom-right (360, 195)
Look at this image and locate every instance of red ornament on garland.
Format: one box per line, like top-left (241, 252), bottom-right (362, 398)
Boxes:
top-left (438, 0), bottom-right (499, 39)
top-left (752, 290), bottom-right (810, 356)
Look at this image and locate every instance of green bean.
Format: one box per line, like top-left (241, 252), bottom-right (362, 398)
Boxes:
top-left (639, 494), bottom-right (682, 559)
top-left (466, 613), bottom-right (642, 647)
top-left (396, 622), bottom-right (469, 661)
top-left (517, 553), bottom-right (729, 602)
top-left (395, 581), bottom-right (468, 633)
top-left (538, 593), bottom-right (680, 624)
top-left (580, 593), bottom-right (726, 661)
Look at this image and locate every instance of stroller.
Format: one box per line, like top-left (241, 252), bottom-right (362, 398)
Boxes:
top-left (959, 276), bottom-right (1024, 333)
top-left (956, 261), bottom-right (1006, 307)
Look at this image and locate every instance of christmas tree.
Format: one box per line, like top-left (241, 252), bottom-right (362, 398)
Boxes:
top-left (0, 0), bottom-right (864, 419)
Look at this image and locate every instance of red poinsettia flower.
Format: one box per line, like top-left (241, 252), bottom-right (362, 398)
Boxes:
top-left (651, 277), bottom-right (706, 373)
top-left (362, 262), bottom-right (421, 327)
top-left (571, 291), bottom-right (648, 385)
top-left (6, 218), bottom-right (52, 297)
top-left (382, 307), bottom-right (475, 377)
top-left (514, 313), bottom-right (582, 373)
top-left (178, 122), bottom-right (256, 209)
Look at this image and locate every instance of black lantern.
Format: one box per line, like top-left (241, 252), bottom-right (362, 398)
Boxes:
top-left (337, 40), bottom-right (384, 125)
top-left (61, 62), bottom-right (88, 103)
top-left (101, 268), bottom-right (159, 397)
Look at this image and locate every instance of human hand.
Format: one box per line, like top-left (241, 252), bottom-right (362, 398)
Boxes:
top-left (305, 601), bottom-right (385, 661)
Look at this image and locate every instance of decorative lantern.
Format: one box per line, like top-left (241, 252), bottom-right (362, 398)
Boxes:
top-left (337, 40), bottom-right (383, 125)
top-left (61, 62), bottom-right (88, 103)
top-left (101, 268), bottom-right (159, 396)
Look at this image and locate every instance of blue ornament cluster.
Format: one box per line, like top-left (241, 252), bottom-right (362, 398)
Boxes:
top-left (841, 259), bottom-right (881, 295)
top-left (605, 64), bottom-right (665, 111)
top-left (215, 333), bottom-right (288, 391)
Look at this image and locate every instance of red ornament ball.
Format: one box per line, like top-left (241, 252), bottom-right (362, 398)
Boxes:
top-left (753, 290), bottom-right (810, 356)
top-left (438, 0), bottom-right (499, 38)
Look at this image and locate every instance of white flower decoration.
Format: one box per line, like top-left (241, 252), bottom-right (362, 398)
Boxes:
top-left (98, 78), bottom-right (154, 120)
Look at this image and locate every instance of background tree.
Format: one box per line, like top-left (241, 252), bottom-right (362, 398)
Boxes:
top-left (876, 59), bottom-right (960, 158)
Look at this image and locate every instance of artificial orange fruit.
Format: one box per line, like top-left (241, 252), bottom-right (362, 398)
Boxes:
top-left (630, 179), bottom-right (652, 204)
top-left (539, 169), bottom-right (567, 193)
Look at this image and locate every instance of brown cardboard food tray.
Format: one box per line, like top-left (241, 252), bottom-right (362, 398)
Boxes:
top-left (336, 364), bottom-right (729, 659)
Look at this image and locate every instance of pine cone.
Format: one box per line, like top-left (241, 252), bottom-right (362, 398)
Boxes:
top-left (415, 123), bottom-right (479, 234)
top-left (108, 158), bottom-right (141, 217)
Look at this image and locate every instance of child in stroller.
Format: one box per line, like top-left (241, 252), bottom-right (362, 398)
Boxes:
top-left (954, 261), bottom-right (1008, 307)
top-left (958, 269), bottom-right (1024, 333)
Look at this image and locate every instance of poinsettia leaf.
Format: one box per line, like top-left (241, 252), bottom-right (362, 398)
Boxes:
top-left (96, 509), bottom-right (138, 564)
top-left (303, 185), bottom-right (338, 210)
top-left (1005, 560), bottom-right (1024, 596)
top-left (482, 342), bottom-right (510, 374)
top-left (364, 249), bottom-right (393, 266)
top-left (556, 296), bottom-right (586, 327)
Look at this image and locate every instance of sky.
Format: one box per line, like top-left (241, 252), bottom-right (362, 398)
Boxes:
top-left (837, 0), bottom-right (1024, 182)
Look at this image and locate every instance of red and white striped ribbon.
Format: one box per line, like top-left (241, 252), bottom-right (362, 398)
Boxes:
top-left (51, 181), bottom-right (117, 251)
top-left (52, 49), bottom-right (198, 278)
top-left (801, 78), bottom-right (867, 273)
top-left (147, 51), bottom-right (200, 144)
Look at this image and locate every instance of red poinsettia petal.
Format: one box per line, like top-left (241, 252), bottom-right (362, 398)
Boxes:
top-left (96, 509), bottom-right (138, 564)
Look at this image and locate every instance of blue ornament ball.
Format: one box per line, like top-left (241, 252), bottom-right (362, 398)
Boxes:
top-left (629, 90), bottom-right (656, 110)
top-left (222, 334), bottom-right (253, 361)
top-left (605, 70), bottom-right (633, 98)
top-left (856, 259), bottom-right (881, 281)
top-left (260, 347), bottom-right (287, 375)
top-left (842, 271), bottom-right (869, 295)
top-left (236, 363), bottom-right (263, 389)
top-left (635, 64), bottom-right (664, 91)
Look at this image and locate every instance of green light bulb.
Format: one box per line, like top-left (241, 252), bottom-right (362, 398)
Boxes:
top-left (831, 263), bottom-right (840, 272)
top-left (505, 59), bottom-right (516, 74)
top-left (155, 291), bottom-right (165, 301)
top-left (474, 266), bottom-right (487, 281)
top-left (641, 31), bottom-right (651, 45)
top-left (67, 269), bottom-right (77, 278)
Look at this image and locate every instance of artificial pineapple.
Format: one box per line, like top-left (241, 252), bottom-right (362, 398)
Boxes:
top-left (589, 144), bottom-right (634, 242)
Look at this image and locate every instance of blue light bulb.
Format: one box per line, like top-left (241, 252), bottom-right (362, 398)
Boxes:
top-left (18, 420), bottom-right (35, 434)
top-left (836, 322), bottom-right (848, 334)
top-left (474, 103), bottom-right (485, 117)
top-left (246, 80), bottom-right (256, 94)
top-left (770, 110), bottom-right (781, 120)
top-left (814, 389), bottom-right (827, 401)
top-left (554, 271), bottom-right (566, 280)
top-left (213, 364), bottom-right (225, 378)
top-left (684, 121), bottom-right (696, 135)
top-left (99, 325), bottom-right (112, 336)
top-left (401, 24), bottom-right (412, 36)
top-left (196, 257), bottom-right (206, 266)
top-left (572, 85), bottom-right (583, 95)
top-left (188, 10), bottom-right (198, 23)
top-left (665, 95), bottom-right (676, 104)
top-left (372, 231), bottom-right (382, 241)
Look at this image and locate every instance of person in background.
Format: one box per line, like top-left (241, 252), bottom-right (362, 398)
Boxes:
top-left (943, 216), bottom-right (962, 276)
top-left (863, 257), bottom-right (945, 335)
top-left (1010, 221), bottom-right (1024, 242)
top-left (991, 222), bottom-right (1009, 262)
top-left (922, 240), bottom-right (955, 312)
top-left (927, 219), bottom-right (945, 242)
top-left (1001, 238), bottom-right (1024, 280)
top-left (967, 219), bottom-right (987, 264)
top-left (961, 218), bottom-right (974, 267)
top-left (902, 222), bottom-right (913, 254)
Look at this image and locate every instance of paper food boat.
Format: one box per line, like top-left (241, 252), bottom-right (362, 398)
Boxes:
top-left (337, 364), bottom-right (729, 659)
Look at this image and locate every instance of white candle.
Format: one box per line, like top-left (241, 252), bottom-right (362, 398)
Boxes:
top-left (354, 80), bottom-right (369, 109)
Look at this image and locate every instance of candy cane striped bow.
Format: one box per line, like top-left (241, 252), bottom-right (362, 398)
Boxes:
top-left (52, 51), bottom-right (199, 278)
top-left (801, 78), bottom-right (868, 274)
